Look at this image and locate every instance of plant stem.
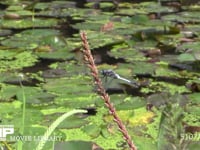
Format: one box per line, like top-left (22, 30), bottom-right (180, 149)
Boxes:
top-left (80, 31), bottom-right (137, 150)
top-left (17, 80), bottom-right (26, 150)
top-left (35, 109), bottom-right (87, 150)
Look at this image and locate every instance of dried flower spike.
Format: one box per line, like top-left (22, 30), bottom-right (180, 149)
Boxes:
top-left (80, 31), bottom-right (137, 150)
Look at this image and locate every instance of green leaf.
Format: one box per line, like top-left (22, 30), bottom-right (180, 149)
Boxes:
top-left (54, 141), bottom-right (97, 150)
top-left (81, 123), bottom-right (101, 138)
top-left (121, 15), bottom-right (149, 25)
top-left (1, 29), bottom-right (61, 49)
top-left (178, 53), bottom-right (195, 62)
top-left (1, 18), bottom-right (58, 29)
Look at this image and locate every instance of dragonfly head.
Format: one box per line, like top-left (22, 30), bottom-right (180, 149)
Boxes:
top-left (100, 69), bottom-right (118, 79)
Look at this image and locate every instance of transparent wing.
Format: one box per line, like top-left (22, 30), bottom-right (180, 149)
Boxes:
top-left (100, 70), bottom-right (139, 89)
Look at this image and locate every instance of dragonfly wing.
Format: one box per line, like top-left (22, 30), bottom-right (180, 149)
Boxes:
top-left (118, 76), bottom-right (139, 88)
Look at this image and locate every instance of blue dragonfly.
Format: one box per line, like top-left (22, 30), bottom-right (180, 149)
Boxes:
top-left (100, 69), bottom-right (139, 90)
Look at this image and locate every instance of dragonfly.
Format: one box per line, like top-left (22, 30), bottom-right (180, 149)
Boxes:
top-left (100, 69), bottom-right (139, 89)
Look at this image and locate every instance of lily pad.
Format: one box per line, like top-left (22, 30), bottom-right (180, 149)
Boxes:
top-left (36, 49), bottom-right (74, 60)
top-left (121, 15), bottom-right (149, 25)
top-left (82, 31), bottom-right (124, 49)
top-left (177, 53), bottom-right (195, 62)
top-left (109, 44), bottom-right (145, 62)
top-left (43, 76), bottom-right (93, 97)
top-left (72, 22), bottom-right (103, 31)
top-left (55, 141), bottom-right (102, 150)
top-left (0, 50), bottom-right (38, 72)
top-left (81, 123), bottom-right (101, 138)
top-left (42, 113), bottom-right (88, 129)
top-left (112, 96), bottom-right (146, 110)
top-left (1, 18), bottom-right (58, 29)
top-left (16, 86), bottom-right (56, 105)
top-left (1, 29), bottom-right (62, 49)
top-left (131, 62), bottom-right (156, 75)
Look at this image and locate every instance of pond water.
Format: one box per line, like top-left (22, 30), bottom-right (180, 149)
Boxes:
top-left (0, 0), bottom-right (200, 150)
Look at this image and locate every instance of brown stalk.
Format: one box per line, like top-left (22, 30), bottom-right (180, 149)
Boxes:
top-left (80, 31), bottom-right (137, 150)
